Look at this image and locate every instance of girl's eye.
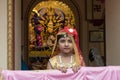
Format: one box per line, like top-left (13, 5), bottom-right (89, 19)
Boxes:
top-left (68, 40), bottom-right (72, 43)
top-left (60, 40), bottom-right (65, 43)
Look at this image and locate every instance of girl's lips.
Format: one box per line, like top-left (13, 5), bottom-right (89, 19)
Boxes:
top-left (63, 48), bottom-right (70, 49)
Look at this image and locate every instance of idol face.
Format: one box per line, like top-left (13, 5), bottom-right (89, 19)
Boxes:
top-left (57, 36), bottom-right (74, 54)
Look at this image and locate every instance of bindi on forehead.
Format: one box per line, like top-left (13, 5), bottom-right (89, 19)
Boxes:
top-left (63, 34), bottom-right (67, 38)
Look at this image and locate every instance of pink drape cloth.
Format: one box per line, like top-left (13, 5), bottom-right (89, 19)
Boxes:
top-left (1, 66), bottom-right (120, 80)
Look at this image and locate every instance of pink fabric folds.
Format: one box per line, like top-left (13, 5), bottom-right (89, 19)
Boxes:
top-left (1, 66), bottom-right (120, 80)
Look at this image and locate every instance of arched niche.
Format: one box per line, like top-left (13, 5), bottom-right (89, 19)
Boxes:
top-left (7, 0), bottom-right (82, 70)
top-left (22, 0), bottom-right (82, 70)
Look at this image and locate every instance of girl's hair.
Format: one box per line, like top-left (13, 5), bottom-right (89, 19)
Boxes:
top-left (57, 33), bottom-right (68, 42)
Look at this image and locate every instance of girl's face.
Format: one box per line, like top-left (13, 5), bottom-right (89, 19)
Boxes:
top-left (57, 36), bottom-right (74, 54)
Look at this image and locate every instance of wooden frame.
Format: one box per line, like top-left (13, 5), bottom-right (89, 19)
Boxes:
top-left (85, 0), bottom-right (93, 20)
top-left (89, 30), bottom-right (104, 42)
top-left (7, 0), bottom-right (14, 69)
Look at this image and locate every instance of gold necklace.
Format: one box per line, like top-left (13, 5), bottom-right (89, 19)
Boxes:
top-left (59, 55), bottom-right (74, 68)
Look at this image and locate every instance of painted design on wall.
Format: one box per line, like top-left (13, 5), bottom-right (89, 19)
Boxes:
top-left (28, 1), bottom-right (75, 69)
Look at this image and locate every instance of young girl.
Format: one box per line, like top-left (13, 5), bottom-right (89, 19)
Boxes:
top-left (47, 27), bottom-right (85, 73)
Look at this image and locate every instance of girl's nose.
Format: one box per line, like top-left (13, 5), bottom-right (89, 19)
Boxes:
top-left (65, 41), bottom-right (68, 46)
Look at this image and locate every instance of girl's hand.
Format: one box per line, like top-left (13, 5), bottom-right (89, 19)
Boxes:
top-left (54, 63), bottom-right (67, 73)
top-left (72, 65), bottom-right (81, 73)
top-left (57, 66), bottom-right (68, 73)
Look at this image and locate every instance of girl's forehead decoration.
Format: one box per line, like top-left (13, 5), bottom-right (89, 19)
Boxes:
top-left (63, 34), bottom-right (67, 38)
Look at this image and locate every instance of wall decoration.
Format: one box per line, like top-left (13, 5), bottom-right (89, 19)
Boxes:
top-left (86, 0), bottom-right (105, 20)
top-left (93, 0), bottom-right (105, 20)
top-left (89, 30), bottom-right (104, 42)
top-left (28, 0), bottom-right (76, 70)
